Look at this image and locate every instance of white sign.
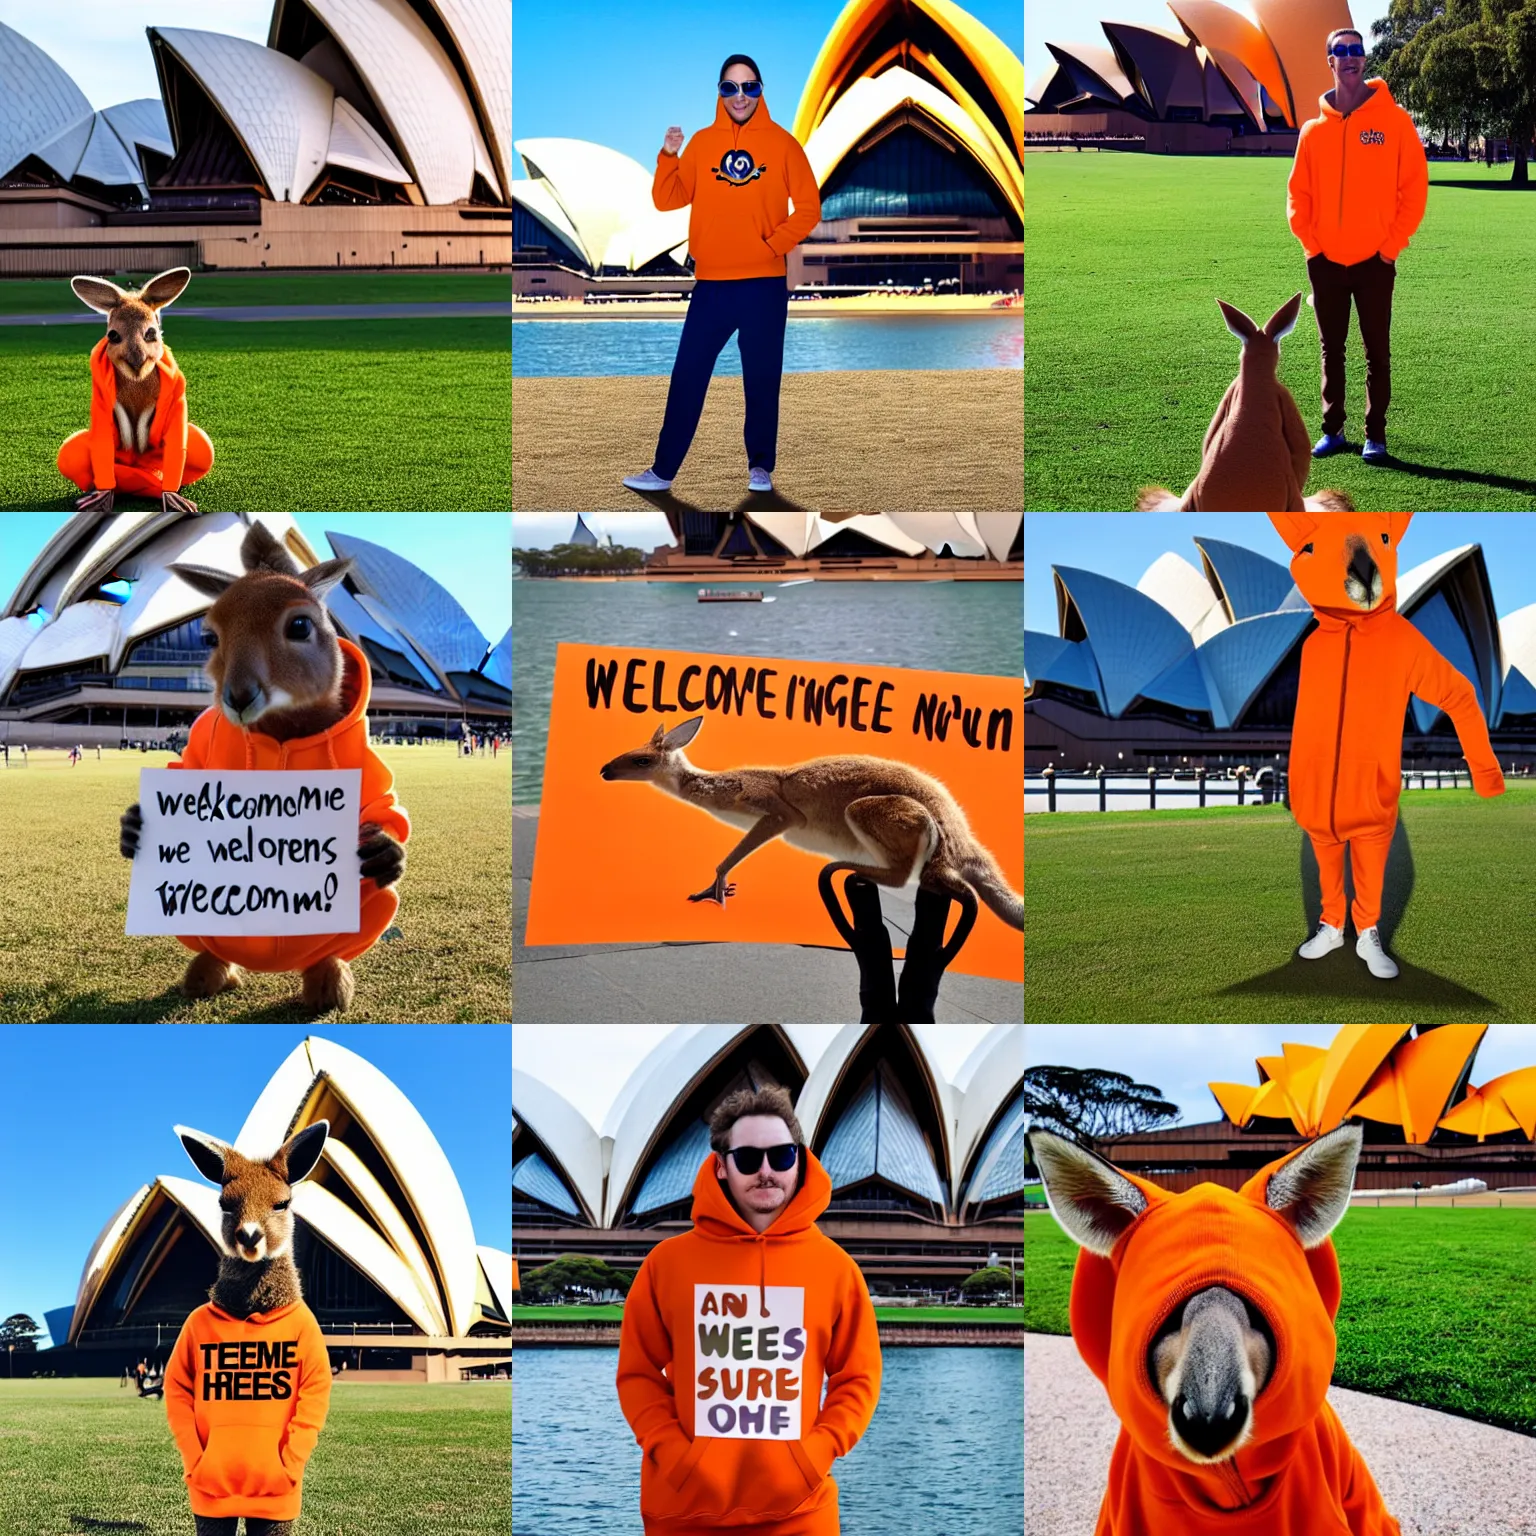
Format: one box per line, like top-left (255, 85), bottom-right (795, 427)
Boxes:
top-left (692, 1284), bottom-right (805, 1440)
top-left (126, 769), bottom-right (362, 937)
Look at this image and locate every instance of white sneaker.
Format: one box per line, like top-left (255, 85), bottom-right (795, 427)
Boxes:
top-left (622, 469), bottom-right (673, 492)
top-left (748, 468), bottom-right (773, 493)
top-left (1356, 926), bottom-right (1399, 979)
top-left (1297, 922), bottom-right (1344, 960)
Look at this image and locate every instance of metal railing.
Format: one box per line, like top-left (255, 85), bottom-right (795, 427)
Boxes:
top-left (1401, 769), bottom-right (1471, 790)
top-left (1027, 766), bottom-right (1280, 813)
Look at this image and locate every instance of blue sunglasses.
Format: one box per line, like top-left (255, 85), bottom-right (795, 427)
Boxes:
top-left (719, 80), bottom-right (763, 98)
top-left (1328, 43), bottom-right (1366, 58)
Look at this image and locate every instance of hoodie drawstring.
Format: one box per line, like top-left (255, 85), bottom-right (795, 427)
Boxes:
top-left (757, 1234), bottom-right (768, 1318)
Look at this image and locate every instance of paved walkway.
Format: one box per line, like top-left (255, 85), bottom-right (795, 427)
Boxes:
top-left (0, 302), bottom-right (509, 326)
top-left (1025, 1332), bottom-right (1536, 1536)
top-left (513, 809), bottom-right (1023, 1023)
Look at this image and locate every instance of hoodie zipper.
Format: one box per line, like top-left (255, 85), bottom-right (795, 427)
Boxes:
top-left (1337, 122), bottom-right (1349, 228)
top-left (1328, 628), bottom-right (1353, 840)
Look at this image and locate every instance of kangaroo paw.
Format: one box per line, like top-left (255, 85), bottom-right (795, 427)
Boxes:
top-left (301, 956), bottom-right (356, 1014)
top-left (1134, 486), bottom-right (1181, 511)
top-left (182, 953), bottom-right (242, 999)
top-left (687, 878), bottom-right (737, 906)
top-left (1305, 489), bottom-right (1356, 511)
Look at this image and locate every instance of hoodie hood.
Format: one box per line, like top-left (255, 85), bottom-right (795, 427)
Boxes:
top-left (712, 86), bottom-right (775, 139)
top-left (1267, 513), bottom-right (1410, 623)
top-left (1071, 1149), bottom-right (1343, 1506)
top-left (1318, 76), bottom-right (1393, 120)
top-left (206, 1300), bottom-right (301, 1327)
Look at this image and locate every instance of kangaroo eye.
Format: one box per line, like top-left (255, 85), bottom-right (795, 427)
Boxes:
top-left (286, 616), bottom-right (313, 640)
top-left (145, 327), bottom-right (158, 343)
top-left (1301, 543), bottom-right (1313, 555)
top-left (107, 329), bottom-right (121, 344)
top-left (202, 631), bottom-right (218, 648)
top-left (1381, 532), bottom-right (1389, 545)
top-left (272, 1199), bottom-right (291, 1211)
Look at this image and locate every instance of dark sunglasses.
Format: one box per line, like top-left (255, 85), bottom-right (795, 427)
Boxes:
top-left (719, 80), bottom-right (763, 99)
top-left (726, 1142), bottom-right (799, 1174)
top-left (1329, 43), bottom-right (1366, 58)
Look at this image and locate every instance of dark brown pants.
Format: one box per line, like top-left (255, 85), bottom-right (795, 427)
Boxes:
top-left (194, 1519), bottom-right (295, 1536)
top-left (1306, 252), bottom-right (1397, 442)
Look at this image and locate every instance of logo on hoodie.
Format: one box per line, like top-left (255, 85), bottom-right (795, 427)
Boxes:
top-left (199, 1339), bottom-right (298, 1401)
top-left (693, 1286), bottom-right (804, 1438)
top-left (1359, 129), bottom-right (1385, 145)
top-left (714, 149), bottom-right (767, 185)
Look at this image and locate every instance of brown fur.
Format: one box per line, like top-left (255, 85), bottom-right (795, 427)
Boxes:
top-left (70, 269), bottom-right (190, 449)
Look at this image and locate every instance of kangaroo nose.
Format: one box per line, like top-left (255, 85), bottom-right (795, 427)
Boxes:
top-left (1348, 543), bottom-right (1379, 592)
top-left (225, 683), bottom-right (259, 713)
top-left (600, 765), bottom-right (612, 779)
top-left (237, 1224), bottom-right (262, 1247)
top-left (1173, 1392), bottom-right (1248, 1459)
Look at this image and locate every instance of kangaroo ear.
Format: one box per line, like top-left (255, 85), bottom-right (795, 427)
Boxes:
top-left (1027, 1130), bottom-right (1148, 1258)
top-left (1387, 512), bottom-right (1413, 545)
top-left (239, 520), bottom-right (303, 577)
top-left (176, 1125), bottom-right (232, 1185)
top-left (1267, 512), bottom-right (1319, 553)
top-left (139, 267), bottom-right (191, 311)
top-left (72, 275), bottom-right (127, 315)
top-left (300, 557), bottom-right (354, 604)
top-left (1217, 300), bottom-right (1258, 343)
top-left (272, 1120), bottom-right (328, 1184)
top-left (660, 715), bottom-right (704, 751)
top-left (1266, 293), bottom-right (1303, 342)
top-left (169, 562), bottom-right (238, 601)
top-left (1264, 1123), bottom-right (1361, 1248)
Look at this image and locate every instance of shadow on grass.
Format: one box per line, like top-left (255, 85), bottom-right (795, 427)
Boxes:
top-left (1431, 179), bottom-right (1536, 192)
top-left (1368, 455), bottom-right (1536, 500)
top-left (69, 1518), bottom-right (150, 1533)
top-left (10, 987), bottom-right (337, 1024)
top-left (1216, 948), bottom-right (1496, 1010)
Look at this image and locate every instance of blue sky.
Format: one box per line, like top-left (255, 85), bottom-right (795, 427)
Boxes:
top-left (0, 1), bottom-right (272, 109)
top-left (1025, 514), bottom-right (1536, 633)
top-left (1025, 1), bottom-right (1393, 99)
top-left (511, 512), bottom-right (674, 552)
top-left (0, 1026), bottom-right (510, 1347)
top-left (1024, 1024), bottom-right (1536, 1127)
top-left (0, 513), bottom-right (511, 643)
top-left (513, 0), bottom-right (1023, 172)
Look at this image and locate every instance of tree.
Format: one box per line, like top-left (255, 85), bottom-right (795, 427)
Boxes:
top-left (0, 1315), bottom-right (42, 1352)
top-left (960, 1267), bottom-right (1014, 1302)
top-left (1022, 1066), bottom-right (1179, 1149)
top-left (520, 1254), bottom-right (635, 1302)
top-left (512, 542), bottom-right (646, 576)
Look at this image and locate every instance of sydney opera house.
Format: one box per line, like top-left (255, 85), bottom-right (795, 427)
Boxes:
top-left (1025, 534), bottom-right (1536, 770)
top-left (0, 1), bottom-right (510, 273)
top-left (514, 0), bottom-right (1023, 296)
top-left (513, 1024), bottom-right (1023, 1291)
top-left (41, 1036), bottom-right (512, 1379)
top-left (0, 510), bottom-right (511, 748)
top-left (1026, 0), bottom-right (1360, 153)
top-left (1083, 1025), bottom-right (1536, 1195)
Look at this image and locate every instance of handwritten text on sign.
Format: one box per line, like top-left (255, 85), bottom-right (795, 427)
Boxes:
top-left (126, 769), bottom-right (362, 937)
top-left (692, 1285), bottom-right (805, 1439)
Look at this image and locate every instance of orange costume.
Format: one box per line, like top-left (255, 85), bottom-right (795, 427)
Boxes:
top-left (1269, 513), bottom-right (1504, 935)
top-left (617, 1151), bottom-right (882, 1536)
top-left (165, 1298), bottom-right (331, 1524)
top-left (169, 638), bottom-right (409, 973)
top-left (57, 338), bottom-right (213, 497)
top-left (1071, 1150), bottom-right (1400, 1535)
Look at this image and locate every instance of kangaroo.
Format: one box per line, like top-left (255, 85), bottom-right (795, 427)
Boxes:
top-left (63, 268), bottom-right (213, 513)
top-left (1027, 1123), bottom-right (1401, 1534)
top-left (1136, 295), bottom-right (1356, 513)
top-left (169, 1122), bottom-right (332, 1535)
top-left (118, 520), bottom-right (409, 1013)
top-left (599, 715), bottom-right (1023, 930)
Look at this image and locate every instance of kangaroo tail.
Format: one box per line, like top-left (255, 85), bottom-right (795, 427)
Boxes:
top-left (958, 841), bottom-right (1023, 931)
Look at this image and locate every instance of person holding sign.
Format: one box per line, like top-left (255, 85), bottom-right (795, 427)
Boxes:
top-left (617, 1085), bottom-right (881, 1534)
top-left (118, 521), bottom-right (409, 1014)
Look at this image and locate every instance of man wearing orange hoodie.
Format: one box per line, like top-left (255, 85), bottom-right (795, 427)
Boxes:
top-left (1287, 30), bottom-right (1428, 466)
top-left (623, 55), bottom-right (822, 498)
top-left (617, 1085), bottom-right (881, 1536)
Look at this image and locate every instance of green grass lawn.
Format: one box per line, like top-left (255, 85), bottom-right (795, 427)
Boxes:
top-left (1024, 783), bottom-right (1536, 1021)
top-left (0, 747), bottom-right (510, 1023)
top-left (1024, 1208), bottom-right (1536, 1433)
top-left (1025, 156), bottom-right (1536, 510)
top-left (0, 318), bottom-right (509, 511)
top-left (0, 271), bottom-right (511, 314)
top-left (0, 1378), bottom-right (509, 1535)
top-left (511, 1305), bottom-right (1025, 1323)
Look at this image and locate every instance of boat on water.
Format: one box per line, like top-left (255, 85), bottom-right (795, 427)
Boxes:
top-left (698, 589), bottom-right (765, 602)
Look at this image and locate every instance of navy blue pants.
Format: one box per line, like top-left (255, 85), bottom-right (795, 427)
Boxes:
top-left (653, 276), bottom-right (788, 479)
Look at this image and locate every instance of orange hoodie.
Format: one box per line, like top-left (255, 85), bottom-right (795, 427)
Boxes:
top-left (165, 1299), bottom-right (332, 1522)
top-left (169, 637), bottom-right (410, 971)
top-left (87, 337), bottom-right (191, 493)
top-left (1070, 1151), bottom-right (1400, 1535)
top-left (1268, 514), bottom-right (1504, 842)
top-left (654, 90), bottom-right (822, 281)
top-left (616, 1151), bottom-right (881, 1536)
top-left (1287, 80), bottom-right (1429, 266)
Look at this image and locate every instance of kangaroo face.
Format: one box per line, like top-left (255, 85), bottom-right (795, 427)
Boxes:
top-left (70, 268), bottom-right (190, 383)
top-left (1150, 1286), bottom-right (1274, 1463)
top-left (600, 714), bottom-right (704, 781)
top-left (1269, 513), bottom-right (1411, 613)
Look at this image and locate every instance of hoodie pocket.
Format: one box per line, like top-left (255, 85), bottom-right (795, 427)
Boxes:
top-left (188, 1422), bottom-right (296, 1499)
top-left (644, 1435), bottom-right (819, 1522)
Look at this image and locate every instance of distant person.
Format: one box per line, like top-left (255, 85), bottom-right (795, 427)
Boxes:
top-left (1287, 28), bottom-right (1428, 465)
top-left (616, 1086), bottom-right (880, 1534)
top-left (623, 54), bottom-right (821, 499)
